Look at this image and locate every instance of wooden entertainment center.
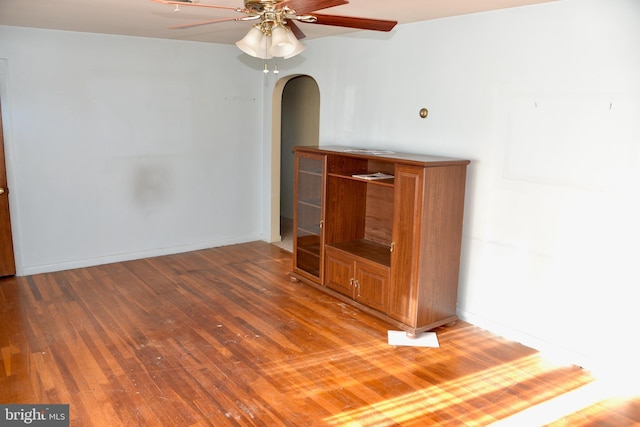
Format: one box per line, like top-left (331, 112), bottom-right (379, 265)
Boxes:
top-left (290, 146), bottom-right (470, 337)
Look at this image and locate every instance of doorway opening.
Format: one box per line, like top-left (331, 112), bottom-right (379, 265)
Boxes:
top-left (270, 75), bottom-right (320, 252)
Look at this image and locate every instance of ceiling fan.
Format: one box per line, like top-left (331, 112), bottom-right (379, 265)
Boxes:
top-left (151, 0), bottom-right (397, 59)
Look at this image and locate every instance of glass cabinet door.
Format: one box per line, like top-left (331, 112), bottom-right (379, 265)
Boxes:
top-left (293, 152), bottom-right (326, 281)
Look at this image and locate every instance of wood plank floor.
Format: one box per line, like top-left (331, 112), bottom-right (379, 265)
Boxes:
top-left (1, 241), bottom-right (638, 426)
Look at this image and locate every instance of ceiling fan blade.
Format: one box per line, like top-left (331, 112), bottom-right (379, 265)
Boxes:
top-left (288, 20), bottom-right (306, 40)
top-left (277, 0), bottom-right (348, 14)
top-left (150, 0), bottom-right (239, 11)
top-left (310, 13), bottom-right (397, 32)
top-left (168, 16), bottom-right (242, 29)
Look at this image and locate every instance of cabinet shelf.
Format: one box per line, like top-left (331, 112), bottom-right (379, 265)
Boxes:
top-left (299, 169), bottom-right (323, 177)
top-left (298, 199), bottom-right (322, 208)
top-left (327, 239), bottom-right (391, 267)
top-left (327, 172), bottom-right (394, 187)
top-left (297, 224), bottom-right (321, 236)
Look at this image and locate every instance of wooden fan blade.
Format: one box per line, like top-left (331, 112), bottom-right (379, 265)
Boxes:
top-left (168, 16), bottom-right (240, 29)
top-left (150, 0), bottom-right (238, 11)
top-left (310, 13), bottom-right (397, 32)
top-left (288, 20), bottom-right (306, 40)
top-left (277, 0), bottom-right (348, 14)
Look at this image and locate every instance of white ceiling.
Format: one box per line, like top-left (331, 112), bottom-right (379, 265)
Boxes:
top-left (0, 0), bottom-right (556, 45)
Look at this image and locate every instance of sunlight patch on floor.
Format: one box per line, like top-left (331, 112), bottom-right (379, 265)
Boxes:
top-left (322, 353), bottom-right (588, 426)
top-left (490, 375), bottom-right (640, 426)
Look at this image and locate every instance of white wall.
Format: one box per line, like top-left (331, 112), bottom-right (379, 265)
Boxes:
top-left (270, 0), bottom-right (640, 374)
top-left (0, 26), bottom-right (265, 275)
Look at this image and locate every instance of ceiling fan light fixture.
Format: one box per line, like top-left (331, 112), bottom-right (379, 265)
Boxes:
top-left (155, 0), bottom-right (398, 63)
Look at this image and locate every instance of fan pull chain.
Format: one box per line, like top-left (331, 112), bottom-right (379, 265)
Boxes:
top-left (263, 34), bottom-right (270, 74)
top-left (262, 61), bottom-right (279, 74)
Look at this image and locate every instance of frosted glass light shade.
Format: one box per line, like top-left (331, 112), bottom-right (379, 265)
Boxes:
top-left (254, 36), bottom-right (273, 59)
top-left (236, 26), bottom-right (269, 58)
top-left (269, 25), bottom-right (295, 57)
top-left (284, 31), bottom-right (305, 58)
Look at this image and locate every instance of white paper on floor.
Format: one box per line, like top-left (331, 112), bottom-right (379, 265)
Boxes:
top-left (387, 330), bottom-right (440, 347)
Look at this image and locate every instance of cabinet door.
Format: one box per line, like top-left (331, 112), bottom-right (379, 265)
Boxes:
top-left (354, 260), bottom-right (389, 313)
top-left (388, 165), bottom-right (424, 326)
top-left (324, 248), bottom-right (354, 297)
top-left (294, 152), bottom-right (326, 282)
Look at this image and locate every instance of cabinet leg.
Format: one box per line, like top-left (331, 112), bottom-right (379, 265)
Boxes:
top-left (290, 275), bottom-right (299, 282)
top-left (405, 331), bottom-right (418, 339)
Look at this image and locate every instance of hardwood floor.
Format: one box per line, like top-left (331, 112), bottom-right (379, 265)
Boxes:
top-left (1, 241), bottom-right (638, 426)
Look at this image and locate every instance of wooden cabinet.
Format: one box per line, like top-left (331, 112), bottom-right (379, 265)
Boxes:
top-left (291, 146), bottom-right (470, 336)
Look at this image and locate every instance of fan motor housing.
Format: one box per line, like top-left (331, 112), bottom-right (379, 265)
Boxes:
top-left (244, 0), bottom-right (278, 13)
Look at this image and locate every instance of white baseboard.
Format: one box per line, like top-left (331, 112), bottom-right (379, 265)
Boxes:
top-left (17, 234), bottom-right (263, 276)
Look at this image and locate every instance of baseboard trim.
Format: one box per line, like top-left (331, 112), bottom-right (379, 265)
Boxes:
top-left (18, 235), bottom-right (262, 276)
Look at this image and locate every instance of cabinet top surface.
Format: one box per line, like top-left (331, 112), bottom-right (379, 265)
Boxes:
top-left (295, 146), bottom-right (470, 166)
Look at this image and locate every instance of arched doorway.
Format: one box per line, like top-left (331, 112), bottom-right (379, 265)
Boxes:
top-left (270, 75), bottom-right (320, 251)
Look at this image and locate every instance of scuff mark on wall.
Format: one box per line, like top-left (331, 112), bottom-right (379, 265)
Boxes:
top-left (132, 160), bottom-right (171, 212)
